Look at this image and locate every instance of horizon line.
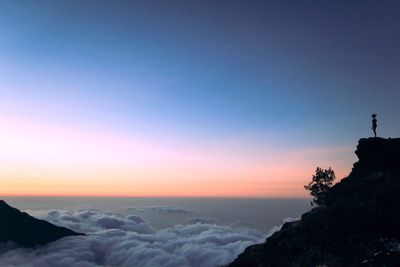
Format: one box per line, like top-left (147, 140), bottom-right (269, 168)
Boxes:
top-left (0, 194), bottom-right (310, 199)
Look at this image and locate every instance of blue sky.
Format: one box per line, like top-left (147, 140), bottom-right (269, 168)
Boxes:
top-left (0, 1), bottom-right (399, 196)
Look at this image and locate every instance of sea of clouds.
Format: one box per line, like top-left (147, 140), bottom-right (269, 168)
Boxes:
top-left (0, 207), bottom-right (281, 267)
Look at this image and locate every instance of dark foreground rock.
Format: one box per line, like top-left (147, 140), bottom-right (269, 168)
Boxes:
top-left (229, 137), bottom-right (400, 267)
top-left (0, 200), bottom-right (83, 247)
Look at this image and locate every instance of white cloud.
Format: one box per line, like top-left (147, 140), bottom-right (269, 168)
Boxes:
top-left (0, 209), bottom-right (266, 267)
top-left (127, 206), bottom-right (194, 214)
top-left (186, 217), bottom-right (216, 224)
top-left (26, 209), bottom-right (155, 234)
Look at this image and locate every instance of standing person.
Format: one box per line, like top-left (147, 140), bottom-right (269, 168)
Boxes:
top-left (372, 114), bottom-right (377, 137)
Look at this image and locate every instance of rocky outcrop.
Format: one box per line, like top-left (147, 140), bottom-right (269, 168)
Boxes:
top-left (229, 137), bottom-right (400, 267)
top-left (0, 200), bottom-right (83, 247)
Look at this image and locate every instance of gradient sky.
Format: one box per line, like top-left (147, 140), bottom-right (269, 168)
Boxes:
top-left (0, 1), bottom-right (399, 197)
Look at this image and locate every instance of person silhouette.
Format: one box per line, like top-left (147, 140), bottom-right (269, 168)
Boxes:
top-left (371, 114), bottom-right (377, 137)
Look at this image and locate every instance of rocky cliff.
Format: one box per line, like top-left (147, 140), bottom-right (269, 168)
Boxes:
top-left (0, 200), bottom-right (82, 247)
top-left (229, 137), bottom-right (400, 267)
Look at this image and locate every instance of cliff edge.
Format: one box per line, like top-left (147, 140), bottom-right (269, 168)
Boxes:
top-left (0, 200), bottom-right (83, 247)
top-left (229, 137), bottom-right (400, 267)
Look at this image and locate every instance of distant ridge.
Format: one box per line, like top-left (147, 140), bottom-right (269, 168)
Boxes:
top-left (229, 137), bottom-right (400, 266)
top-left (0, 200), bottom-right (83, 247)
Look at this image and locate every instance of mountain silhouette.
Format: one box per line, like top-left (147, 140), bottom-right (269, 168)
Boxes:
top-left (229, 137), bottom-right (400, 267)
top-left (0, 200), bottom-right (83, 247)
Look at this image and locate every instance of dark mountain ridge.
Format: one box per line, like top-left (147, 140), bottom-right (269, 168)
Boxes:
top-left (229, 137), bottom-right (400, 267)
top-left (0, 200), bottom-right (82, 247)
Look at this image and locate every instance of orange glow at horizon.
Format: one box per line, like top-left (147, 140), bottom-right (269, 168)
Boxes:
top-left (0, 116), bottom-right (355, 198)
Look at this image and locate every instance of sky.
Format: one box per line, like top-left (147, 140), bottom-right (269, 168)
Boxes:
top-left (0, 0), bottom-right (399, 197)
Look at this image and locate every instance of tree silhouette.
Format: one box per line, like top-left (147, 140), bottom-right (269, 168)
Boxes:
top-left (304, 167), bottom-right (336, 206)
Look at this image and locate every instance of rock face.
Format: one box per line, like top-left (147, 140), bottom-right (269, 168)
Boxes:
top-left (0, 200), bottom-right (82, 247)
top-left (229, 137), bottom-right (400, 267)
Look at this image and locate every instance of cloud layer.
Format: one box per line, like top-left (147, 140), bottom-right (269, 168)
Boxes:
top-left (127, 206), bottom-right (194, 214)
top-left (0, 209), bottom-right (267, 267)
